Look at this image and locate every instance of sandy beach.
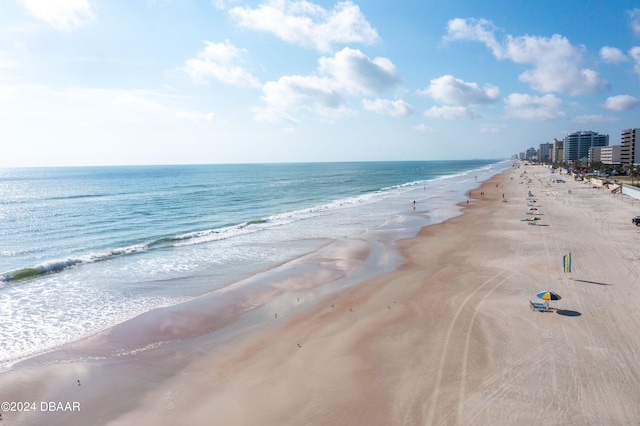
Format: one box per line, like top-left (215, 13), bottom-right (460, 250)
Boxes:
top-left (4, 164), bottom-right (640, 425)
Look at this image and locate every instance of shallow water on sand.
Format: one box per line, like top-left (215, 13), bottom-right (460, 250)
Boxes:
top-left (0, 160), bottom-right (510, 370)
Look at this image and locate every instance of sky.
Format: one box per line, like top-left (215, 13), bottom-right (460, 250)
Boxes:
top-left (1, 0), bottom-right (640, 167)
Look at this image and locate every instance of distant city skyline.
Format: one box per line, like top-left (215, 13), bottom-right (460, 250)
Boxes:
top-left (1, 0), bottom-right (640, 167)
top-left (519, 127), bottom-right (640, 166)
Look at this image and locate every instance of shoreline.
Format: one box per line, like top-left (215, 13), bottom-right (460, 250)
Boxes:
top-left (5, 164), bottom-right (640, 424)
top-left (0, 161), bottom-right (493, 374)
top-left (1, 170), bottom-right (498, 425)
top-left (2, 162), bottom-right (493, 374)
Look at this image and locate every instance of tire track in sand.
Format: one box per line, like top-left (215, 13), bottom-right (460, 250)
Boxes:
top-left (454, 272), bottom-right (512, 424)
top-left (417, 270), bottom-right (507, 426)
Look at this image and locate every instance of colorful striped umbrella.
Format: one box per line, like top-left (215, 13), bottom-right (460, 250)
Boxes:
top-left (537, 291), bottom-right (561, 301)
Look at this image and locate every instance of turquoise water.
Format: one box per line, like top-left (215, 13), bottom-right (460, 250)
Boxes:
top-left (0, 160), bottom-right (509, 369)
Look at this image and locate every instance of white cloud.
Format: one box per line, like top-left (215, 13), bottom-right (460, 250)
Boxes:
top-left (113, 93), bottom-right (220, 125)
top-left (252, 106), bottom-right (300, 123)
top-left (629, 8), bottom-right (640, 35)
top-left (0, 83), bottom-right (229, 167)
top-left (86, 91), bottom-right (220, 127)
top-left (573, 114), bottom-right (618, 124)
top-left (418, 75), bottom-right (499, 106)
top-left (445, 18), bottom-right (609, 95)
top-left (444, 18), bottom-right (501, 54)
top-left (19, 0), bottom-right (94, 31)
top-left (318, 47), bottom-right (401, 95)
top-left (413, 124), bottom-right (434, 133)
top-left (255, 48), bottom-right (400, 122)
top-left (213, 0), bottom-right (236, 11)
top-left (362, 98), bottom-right (414, 117)
top-left (630, 47), bottom-right (640, 74)
top-left (505, 93), bottom-right (566, 120)
top-left (182, 40), bottom-right (260, 87)
top-left (256, 74), bottom-right (352, 122)
top-left (600, 46), bottom-right (628, 63)
top-left (0, 84), bottom-right (208, 129)
top-left (229, 0), bottom-right (379, 53)
top-left (417, 74), bottom-right (496, 120)
top-left (479, 124), bottom-right (506, 133)
top-left (602, 94), bottom-right (640, 111)
top-left (175, 111), bottom-right (217, 123)
top-left (423, 105), bottom-right (479, 120)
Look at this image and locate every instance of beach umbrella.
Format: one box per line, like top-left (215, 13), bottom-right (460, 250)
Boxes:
top-left (537, 291), bottom-right (561, 310)
top-left (537, 291), bottom-right (561, 301)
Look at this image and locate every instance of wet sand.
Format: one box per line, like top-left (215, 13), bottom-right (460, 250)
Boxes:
top-left (4, 165), bottom-right (640, 425)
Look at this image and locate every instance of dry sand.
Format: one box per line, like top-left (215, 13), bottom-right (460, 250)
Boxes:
top-left (4, 165), bottom-right (640, 425)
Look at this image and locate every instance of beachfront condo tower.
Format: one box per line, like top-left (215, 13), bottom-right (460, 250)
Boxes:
top-left (563, 130), bottom-right (609, 163)
top-left (621, 128), bottom-right (640, 167)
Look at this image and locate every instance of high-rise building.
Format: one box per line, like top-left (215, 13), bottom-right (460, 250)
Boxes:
top-left (552, 139), bottom-right (563, 163)
top-left (538, 143), bottom-right (552, 162)
top-left (563, 131), bottom-right (609, 162)
top-left (591, 145), bottom-right (621, 165)
top-left (589, 146), bottom-right (602, 164)
top-left (601, 145), bottom-right (621, 165)
top-left (525, 147), bottom-right (537, 161)
top-left (620, 128), bottom-right (640, 167)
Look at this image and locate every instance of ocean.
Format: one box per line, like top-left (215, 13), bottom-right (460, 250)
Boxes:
top-left (0, 160), bottom-right (510, 371)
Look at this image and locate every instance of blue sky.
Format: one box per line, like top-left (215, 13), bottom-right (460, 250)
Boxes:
top-left (1, 0), bottom-right (640, 167)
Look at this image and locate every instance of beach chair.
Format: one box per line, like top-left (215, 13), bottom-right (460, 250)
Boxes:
top-left (529, 300), bottom-right (549, 312)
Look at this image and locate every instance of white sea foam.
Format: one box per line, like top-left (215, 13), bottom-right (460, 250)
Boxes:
top-left (0, 277), bottom-right (185, 371)
top-left (0, 160), bottom-right (512, 369)
top-left (0, 244), bottom-right (149, 283)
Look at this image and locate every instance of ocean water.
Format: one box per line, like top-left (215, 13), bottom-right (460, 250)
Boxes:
top-left (0, 160), bottom-right (509, 370)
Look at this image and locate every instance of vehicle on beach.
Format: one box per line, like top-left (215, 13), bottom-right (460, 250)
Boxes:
top-left (633, 216), bottom-right (640, 226)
